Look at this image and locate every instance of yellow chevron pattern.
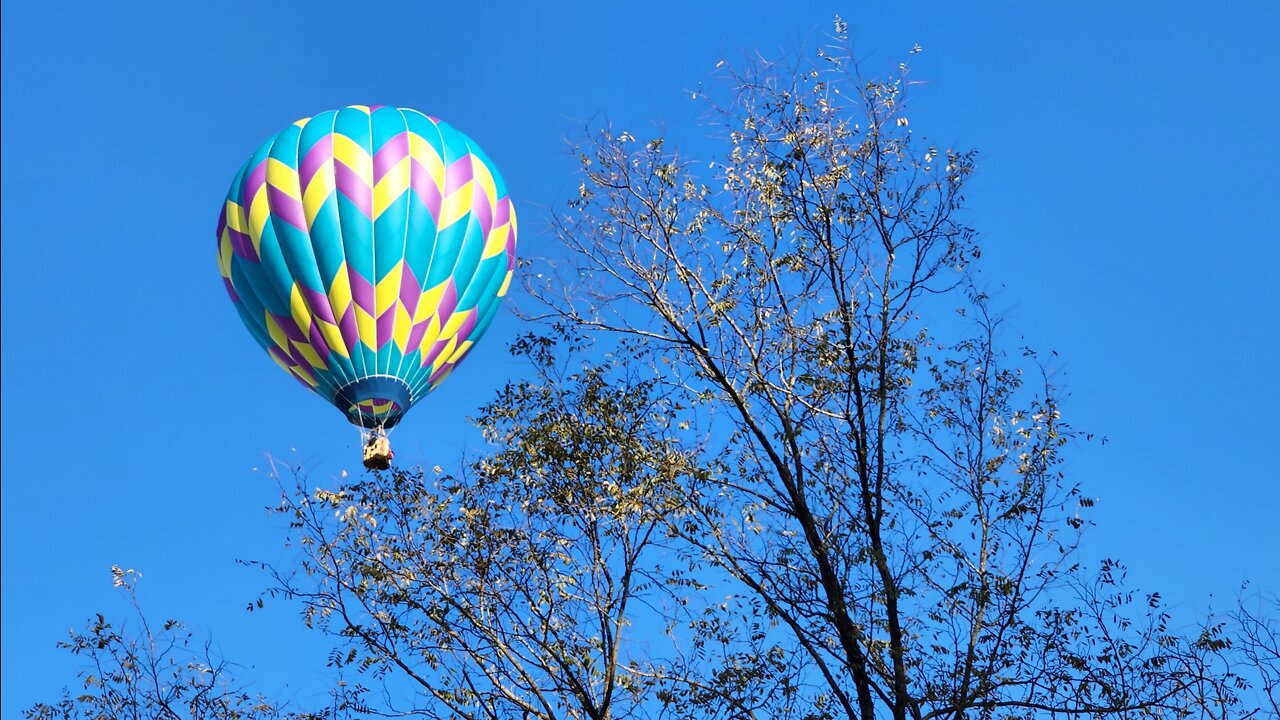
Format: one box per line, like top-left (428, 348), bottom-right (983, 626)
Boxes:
top-left (327, 265), bottom-right (352, 320)
top-left (291, 284), bottom-right (349, 360)
top-left (303, 163), bottom-right (334, 227)
top-left (373, 155), bottom-right (411, 218)
top-left (375, 261), bottom-right (403, 317)
top-left (260, 315), bottom-right (324, 393)
top-left (409, 133), bottom-right (446, 190)
top-left (333, 134), bottom-right (372, 182)
top-left (267, 158), bottom-right (301, 200)
top-left (439, 176), bottom-right (473, 229)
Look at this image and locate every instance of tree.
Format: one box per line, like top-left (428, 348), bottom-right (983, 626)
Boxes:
top-left (1235, 590), bottom-right (1280, 717)
top-left (254, 337), bottom-right (695, 719)
top-left (522, 29), bottom-right (1256, 718)
top-left (31, 26), bottom-right (1277, 720)
top-left (24, 567), bottom-right (346, 720)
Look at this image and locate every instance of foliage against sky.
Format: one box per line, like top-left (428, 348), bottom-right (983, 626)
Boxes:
top-left (2, 1), bottom-right (1278, 716)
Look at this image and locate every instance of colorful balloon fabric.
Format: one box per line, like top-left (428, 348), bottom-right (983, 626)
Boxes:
top-left (216, 105), bottom-right (517, 429)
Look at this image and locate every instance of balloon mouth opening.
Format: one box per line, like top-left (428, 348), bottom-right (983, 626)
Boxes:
top-left (335, 376), bottom-right (412, 429)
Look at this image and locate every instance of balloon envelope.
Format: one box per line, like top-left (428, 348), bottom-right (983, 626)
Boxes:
top-left (216, 105), bottom-right (516, 429)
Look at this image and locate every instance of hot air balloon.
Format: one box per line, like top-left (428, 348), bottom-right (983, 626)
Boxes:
top-left (215, 105), bottom-right (516, 469)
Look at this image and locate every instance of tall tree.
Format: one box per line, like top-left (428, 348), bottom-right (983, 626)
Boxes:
top-left (522, 29), bottom-right (1255, 719)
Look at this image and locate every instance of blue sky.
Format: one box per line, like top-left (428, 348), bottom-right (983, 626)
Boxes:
top-left (2, 1), bottom-right (1277, 714)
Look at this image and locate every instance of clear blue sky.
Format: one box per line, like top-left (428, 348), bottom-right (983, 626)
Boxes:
top-left (3, 1), bottom-right (1277, 714)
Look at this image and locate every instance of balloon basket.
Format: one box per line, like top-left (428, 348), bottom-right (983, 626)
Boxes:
top-left (362, 429), bottom-right (393, 471)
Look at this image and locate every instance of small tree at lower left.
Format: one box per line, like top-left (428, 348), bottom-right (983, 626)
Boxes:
top-left (25, 566), bottom-right (345, 720)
